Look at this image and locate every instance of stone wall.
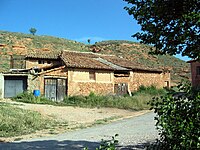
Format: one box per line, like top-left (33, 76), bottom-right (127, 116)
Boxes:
top-left (131, 71), bottom-right (164, 90)
top-left (114, 70), bottom-right (171, 93)
top-left (28, 74), bottom-right (42, 94)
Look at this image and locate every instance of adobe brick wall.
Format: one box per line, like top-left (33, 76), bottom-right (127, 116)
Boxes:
top-left (26, 59), bottom-right (61, 69)
top-left (44, 67), bottom-right (67, 77)
top-left (68, 82), bottom-right (114, 96)
top-left (67, 68), bottom-right (114, 96)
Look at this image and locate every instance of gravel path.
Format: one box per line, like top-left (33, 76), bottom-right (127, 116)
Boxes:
top-left (0, 112), bottom-right (158, 150)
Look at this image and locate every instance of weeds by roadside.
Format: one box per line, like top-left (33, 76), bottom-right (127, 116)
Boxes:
top-left (63, 86), bottom-right (166, 110)
top-left (12, 85), bottom-right (166, 111)
top-left (0, 103), bottom-right (56, 137)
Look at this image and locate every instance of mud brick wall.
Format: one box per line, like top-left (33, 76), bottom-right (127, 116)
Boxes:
top-left (68, 82), bottom-right (114, 96)
top-left (68, 68), bottom-right (114, 96)
top-left (44, 67), bottom-right (67, 77)
top-left (26, 59), bottom-right (61, 69)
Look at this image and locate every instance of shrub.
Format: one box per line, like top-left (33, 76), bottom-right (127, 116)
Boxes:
top-left (12, 91), bottom-right (52, 104)
top-left (132, 85), bottom-right (166, 96)
top-left (63, 87), bottom-right (165, 110)
top-left (84, 134), bottom-right (119, 150)
top-left (148, 82), bottom-right (200, 149)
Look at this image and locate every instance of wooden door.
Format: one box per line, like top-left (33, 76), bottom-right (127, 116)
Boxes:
top-left (57, 79), bottom-right (66, 102)
top-left (114, 83), bottom-right (128, 95)
top-left (45, 79), bottom-right (57, 101)
top-left (44, 78), bottom-right (67, 101)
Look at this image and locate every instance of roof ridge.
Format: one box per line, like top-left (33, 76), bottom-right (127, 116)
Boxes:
top-left (62, 50), bottom-right (115, 57)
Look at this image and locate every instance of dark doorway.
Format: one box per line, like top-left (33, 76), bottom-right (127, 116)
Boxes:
top-left (114, 83), bottom-right (128, 95)
top-left (44, 78), bottom-right (67, 101)
top-left (4, 76), bottom-right (27, 98)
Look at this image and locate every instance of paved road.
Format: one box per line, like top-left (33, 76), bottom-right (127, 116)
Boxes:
top-left (0, 112), bottom-right (158, 150)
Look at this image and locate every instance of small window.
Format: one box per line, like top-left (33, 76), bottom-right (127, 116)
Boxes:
top-left (38, 60), bottom-right (45, 64)
top-left (89, 71), bottom-right (96, 80)
top-left (196, 66), bottom-right (200, 75)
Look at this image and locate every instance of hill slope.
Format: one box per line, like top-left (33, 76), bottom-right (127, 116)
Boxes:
top-left (0, 31), bottom-right (190, 84)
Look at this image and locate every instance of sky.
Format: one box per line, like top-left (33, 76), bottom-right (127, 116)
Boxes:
top-left (0, 0), bottom-right (190, 61)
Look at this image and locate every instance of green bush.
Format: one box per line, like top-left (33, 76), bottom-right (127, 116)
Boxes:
top-left (132, 85), bottom-right (166, 96)
top-left (12, 91), bottom-right (53, 104)
top-left (12, 86), bottom-right (166, 111)
top-left (63, 86), bottom-right (166, 110)
top-left (84, 134), bottom-right (119, 150)
top-left (148, 82), bottom-right (200, 149)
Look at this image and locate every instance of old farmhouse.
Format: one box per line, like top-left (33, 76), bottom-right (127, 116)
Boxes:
top-left (0, 50), bottom-right (170, 101)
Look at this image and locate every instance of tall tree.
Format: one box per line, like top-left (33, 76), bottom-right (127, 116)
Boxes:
top-left (29, 27), bottom-right (37, 35)
top-left (124, 0), bottom-right (200, 59)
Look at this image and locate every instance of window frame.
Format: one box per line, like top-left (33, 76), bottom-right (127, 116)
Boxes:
top-left (89, 71), bottom-right (96, 80)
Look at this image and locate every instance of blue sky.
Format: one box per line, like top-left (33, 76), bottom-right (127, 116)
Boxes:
top-left (0, 0), bottom-right (190, 61)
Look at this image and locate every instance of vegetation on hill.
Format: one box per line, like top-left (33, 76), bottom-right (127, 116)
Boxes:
top-left (0, 30), bottom-right (190, 84)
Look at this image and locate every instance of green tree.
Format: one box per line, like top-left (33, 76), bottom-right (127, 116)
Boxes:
top-left (29, 27), bottom-right (37, 35)
top-left (124, 0), bottom-right (200, 59)
top-left (148, 82), bottom-right (200, 149)
top-left (87, 39), bottom-right (91, 44)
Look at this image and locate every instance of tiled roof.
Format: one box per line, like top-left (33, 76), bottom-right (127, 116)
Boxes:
top-left (100, 55), bottom-right (162, 72)
top-left (61, 51), bottom-right (162, 72)
top-left (60, 51), bottom-right (114, 70)
top-left (26, 50), bottom-right (163, 72)
top-left (26, 50), bottom-right (60, 59)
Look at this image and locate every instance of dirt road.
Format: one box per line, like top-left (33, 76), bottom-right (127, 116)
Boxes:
top-left (0, 112), bottom-right (158, 150)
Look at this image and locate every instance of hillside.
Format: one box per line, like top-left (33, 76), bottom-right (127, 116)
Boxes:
top-left (0, 30), bottom-right (190, 84)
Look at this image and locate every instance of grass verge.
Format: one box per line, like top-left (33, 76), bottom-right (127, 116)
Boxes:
top-left (0, 103), bottom-right (55, 137)
top-left (12, 85), bottom-right (166, 110)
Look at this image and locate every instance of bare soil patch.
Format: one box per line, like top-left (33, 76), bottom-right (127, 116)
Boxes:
top-left (0, 99), bottom-right (150, 142)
